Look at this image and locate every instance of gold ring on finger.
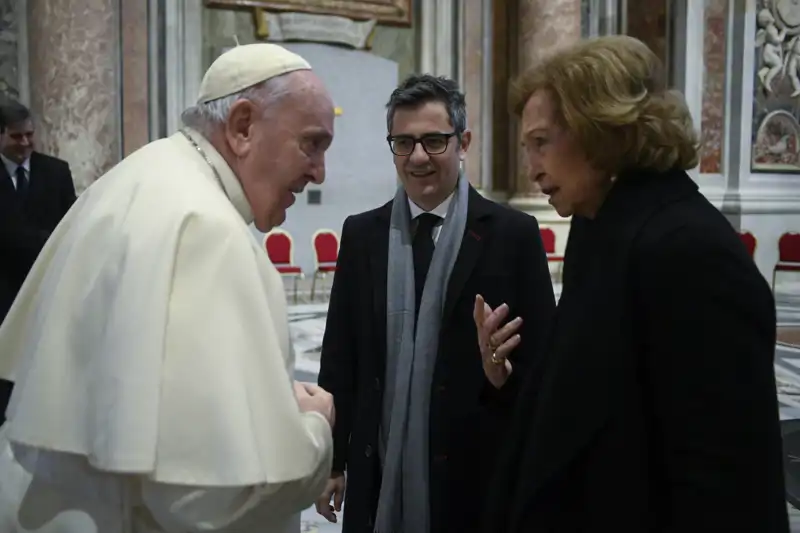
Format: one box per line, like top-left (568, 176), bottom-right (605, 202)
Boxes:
top-left (490, 351), bottom-right (505, 365)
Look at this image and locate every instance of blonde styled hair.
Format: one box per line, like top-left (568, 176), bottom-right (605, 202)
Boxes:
top-left (510, 35), bottom-right (699, 174)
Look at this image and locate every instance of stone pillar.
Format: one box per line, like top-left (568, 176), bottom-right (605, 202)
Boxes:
top-left (0, 2), bottom-right (21, 102)
top-left (510, 0), bottom-right (582, 203)
top-left (27, 0), bottom-right (120, 193)
top-left (419, 0), bottom-right (456, 79)
top-left (508, 0), bottom-right (582, 258)
top-left (121, 1), bottom-right (151, 156)
top-left (461, 0), bottom-right (493, 191)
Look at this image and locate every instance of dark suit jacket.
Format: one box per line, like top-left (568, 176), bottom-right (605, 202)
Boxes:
top-left (0, 151), bottom-right (77, 234)
top-left (484, 169), bottom-right (788, 532)
top-left (0, 151), bottom-right (76, 423)
top-left (317, 187), bottom-right (556, 533)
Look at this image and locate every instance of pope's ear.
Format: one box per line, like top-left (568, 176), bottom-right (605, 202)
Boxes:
top-left (224, 99), bottom-right (259, 157)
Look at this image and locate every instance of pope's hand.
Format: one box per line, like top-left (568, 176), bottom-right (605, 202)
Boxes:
top-left (474, 294), bottom-right (522, 389)
top-left (315, 471), bottom-right (346, 523)
top-left (295, 382), bottom-right (335, 428)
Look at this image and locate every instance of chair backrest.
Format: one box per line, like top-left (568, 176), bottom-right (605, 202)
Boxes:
top-left (738, 231), bottom-right (757, 257)
top-left (540, 227), bottom-right (556, 254)
top-left (313, 230), bottom-right (339, 264)
top-left (779, 232), bottom-right (800, 263)
top-left (265, 230), bottom-right (293, 265)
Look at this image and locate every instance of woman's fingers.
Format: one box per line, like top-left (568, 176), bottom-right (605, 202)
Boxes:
top-left (473, 294), bottom-right (487, 327)
top-left (489, 316), bottom-right (523, 348)
top-left (476, 295), bottom-right (522, 357)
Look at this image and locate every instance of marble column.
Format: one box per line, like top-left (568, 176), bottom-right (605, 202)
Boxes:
top-left (0, 2), bottom-right (20, 102)
top-left (419, 0), bottom-right (456, 78)
top-left (461, 0), bottom-right (493, 191)
top-left (121, 1), bottom-right (150, 156)
top-left (27, 0), bottom-right (120, 193)
top-left (509, 0), bottom-right (582, 207)
top-left (698, 0), bottom-right (727, 175)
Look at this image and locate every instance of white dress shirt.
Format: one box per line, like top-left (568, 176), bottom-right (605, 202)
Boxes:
top-left (408, 191), bottom-right (454, 244)
top-left (2, 154), bottom-right (29, 189)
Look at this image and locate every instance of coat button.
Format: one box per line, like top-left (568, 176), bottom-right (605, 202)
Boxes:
top-left (434, 454), bottom-right (447, 462)
top-left (365, 445), bottom-right (373, 457)
top-left (374, 377), bottom-right (381, 391)
top-left (437, 385), bottom-right (446, 393)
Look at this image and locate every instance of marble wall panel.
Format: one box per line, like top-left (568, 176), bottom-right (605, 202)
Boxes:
top-left (28, 0), bottom-right (120, 192)
top-left (700, 0), bottom-right (727, 174)
top-left (514, 0), bottom-right (582, 198)
top-left (462, 0), bottom-right (484, 189)
top-left (121, 1), bottom-right (150, 156)
top-left (0, 2), bottom-right (19, 102)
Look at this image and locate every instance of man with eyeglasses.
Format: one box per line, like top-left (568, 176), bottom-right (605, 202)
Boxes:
top-left (316, 74), bottom-right (556, 533)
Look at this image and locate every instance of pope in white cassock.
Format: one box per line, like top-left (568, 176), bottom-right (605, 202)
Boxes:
top-left (0, 43), bottom-right (337, 532)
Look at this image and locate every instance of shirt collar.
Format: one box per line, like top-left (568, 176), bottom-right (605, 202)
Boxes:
top-left (2, 153), bottom-right (30, 176)
top-left (180, 128), bottom-right (254, 225)
top-left (408, 190), bottom-right (454, 220)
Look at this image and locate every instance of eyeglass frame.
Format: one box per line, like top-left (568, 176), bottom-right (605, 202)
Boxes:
top-left (386, 131), bottom-right (461, 156)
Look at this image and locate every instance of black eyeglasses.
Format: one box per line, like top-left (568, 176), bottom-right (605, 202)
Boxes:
top-left (387, 132), bottom-right (459, 156)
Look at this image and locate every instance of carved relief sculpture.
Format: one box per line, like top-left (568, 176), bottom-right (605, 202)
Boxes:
top-left (752, 0), bottom-right (800, 172)
top-left (205, 0), bottom-right (412, 27)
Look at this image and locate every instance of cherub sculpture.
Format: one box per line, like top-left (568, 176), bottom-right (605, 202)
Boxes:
top-left (756, 8), bottom-right (787, 93)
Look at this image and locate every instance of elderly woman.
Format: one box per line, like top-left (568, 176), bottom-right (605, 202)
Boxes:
top-left (477, 36), bottom-right (788, 532)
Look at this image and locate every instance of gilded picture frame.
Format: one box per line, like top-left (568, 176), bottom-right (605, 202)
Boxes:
top-left (204, 0), bottom-right (413, 27)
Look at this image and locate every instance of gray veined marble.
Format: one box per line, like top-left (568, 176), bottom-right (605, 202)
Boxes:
top-left (0, 0), bottom-right (19, 102)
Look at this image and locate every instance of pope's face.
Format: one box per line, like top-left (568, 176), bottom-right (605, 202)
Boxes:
top-left (231, 71), bottom-right (335, 232)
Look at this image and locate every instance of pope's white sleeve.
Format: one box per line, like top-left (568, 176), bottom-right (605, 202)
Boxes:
top-left (140, 411), bottom-right (332, 532)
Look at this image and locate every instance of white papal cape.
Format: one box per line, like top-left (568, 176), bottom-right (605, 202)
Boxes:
top-left (0, 129), bottom-right (332, 532)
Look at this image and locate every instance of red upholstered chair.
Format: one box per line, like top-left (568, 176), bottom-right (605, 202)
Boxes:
top-left (311, 229), bottom-right (339, 300)
top-left (738, 231), bottom-right (757, 258)
top-left (773, 232), bottom-right (800, 291)
top-left (265, 229), bottom-right (303, 302)
top-left (540, 227), bottom-right (564, 281)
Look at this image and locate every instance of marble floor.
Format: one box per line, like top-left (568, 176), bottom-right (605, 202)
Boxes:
top-left (290, 285), bottom-right (800, 531)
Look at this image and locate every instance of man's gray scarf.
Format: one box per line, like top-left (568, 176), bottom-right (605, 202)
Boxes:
top-left (375, 174), bottom-right (469, 533)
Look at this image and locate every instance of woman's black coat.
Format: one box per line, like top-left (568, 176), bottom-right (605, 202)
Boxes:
top-left (483, 169), bottom-right (788, 532)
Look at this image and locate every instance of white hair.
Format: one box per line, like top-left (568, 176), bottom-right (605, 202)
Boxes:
top-left (180, 73), bottom-right (296, 137)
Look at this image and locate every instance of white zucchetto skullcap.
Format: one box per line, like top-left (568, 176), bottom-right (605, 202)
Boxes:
top-left (196, 43), bottom-right (311, 104)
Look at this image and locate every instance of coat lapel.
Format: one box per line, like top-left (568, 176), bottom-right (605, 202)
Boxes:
top-left (442, 187), bottom-right (491, 325)
top-left (0, 164), bottom-right (13, 196)
top-left (370, 202), bottom-right (392, 374)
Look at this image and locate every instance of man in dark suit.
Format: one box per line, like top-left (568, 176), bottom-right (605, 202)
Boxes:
top-left (314, 74), bottom-right (556, 533)
top-left (0, 100), bottom-right (76, 424)
top-left (0, 100), bottom-right (76, 238)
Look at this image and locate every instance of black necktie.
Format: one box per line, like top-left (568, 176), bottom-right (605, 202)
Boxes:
top-left (15, 166), bottom-right (27, 198)
top-left (413, 213), bottom-right (440, 322)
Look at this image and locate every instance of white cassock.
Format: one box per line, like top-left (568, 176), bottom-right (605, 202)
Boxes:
top-left (0, 128), bottom-right (332, 532)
